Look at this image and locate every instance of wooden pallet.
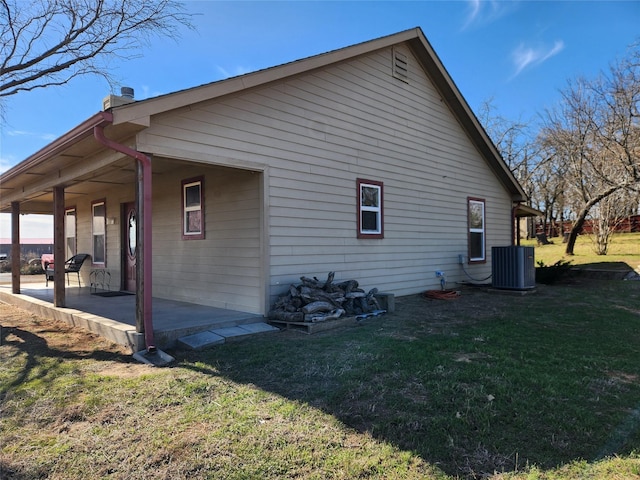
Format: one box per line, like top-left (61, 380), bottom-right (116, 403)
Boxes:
top-left (269, 310), bottom-right (386, 334)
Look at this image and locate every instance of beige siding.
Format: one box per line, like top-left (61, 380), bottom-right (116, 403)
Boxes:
top-left (71, 177), bottom-right (133, 290)
top-left (68, 158), bottom-right (262, 312)
top-left (151, 163), bottom-right (262, 312)
top-left (137, 43), bottom-right (513, 310)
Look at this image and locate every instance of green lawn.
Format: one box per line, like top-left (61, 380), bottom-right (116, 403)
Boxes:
top-left (2, 273), bottom-right (640, 478)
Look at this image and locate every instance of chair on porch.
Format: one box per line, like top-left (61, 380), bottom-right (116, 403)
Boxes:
top-left (45, 253), bottom-right (91, 287)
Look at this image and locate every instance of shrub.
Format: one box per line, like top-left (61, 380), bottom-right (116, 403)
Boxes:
top-left (22, 263), bottom-right (44, 275)
top-left (535, 259), bottom-right (573, 284)
top-left (0, 261), bottom-right (45, 275)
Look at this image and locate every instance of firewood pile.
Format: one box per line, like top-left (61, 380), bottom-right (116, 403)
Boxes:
top-left (268, 272), bottom-right (382, 323)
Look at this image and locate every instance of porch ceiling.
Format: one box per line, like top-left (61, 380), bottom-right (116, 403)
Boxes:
top-left (9, 157), bottom-right (138, 215)
top-left (1, 152), bottom-right (201, 216)
top-left (0, 120), bottom-right (148, 215)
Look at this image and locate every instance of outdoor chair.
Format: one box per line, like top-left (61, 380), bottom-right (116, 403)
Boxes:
top-left (45, 253), bottom-right (90, 287)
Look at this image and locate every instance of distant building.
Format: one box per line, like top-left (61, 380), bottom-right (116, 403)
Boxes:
top-left (0, 238), bottom-right (54, 259)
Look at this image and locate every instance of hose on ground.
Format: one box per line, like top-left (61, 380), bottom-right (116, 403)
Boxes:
top-left (423, 289), bottom-right (460, 300)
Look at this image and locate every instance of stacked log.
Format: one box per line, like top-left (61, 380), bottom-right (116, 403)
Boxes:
top-left (268, 272), bottom-right (381, 323)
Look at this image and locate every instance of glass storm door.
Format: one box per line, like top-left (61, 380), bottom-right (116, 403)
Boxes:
top-left (124, 202), bottom-right (137, 292)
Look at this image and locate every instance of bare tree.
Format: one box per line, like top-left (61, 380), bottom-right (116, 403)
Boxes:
top-left (587, 189), bottom-right (630, 255)
top-left (540, 45), bottom-right (640, 255)
top-left (478, 99), bottom-right (542, 238)
top-left (530, 148), bottom-right (568, 237)
top-left (478, 98), bottom-right (537, 179)
top-left (0, 0), bottom-right (192, 98)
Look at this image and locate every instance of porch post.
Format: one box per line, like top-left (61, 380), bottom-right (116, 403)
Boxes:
top-left (53, 186), bottom-right (66, 307)
top-left (136, 156), bottom-right (153, 348)
top-left (93, 119), bottom-right (155, 352)
top-left (11, 202), bottom-right (20, 294)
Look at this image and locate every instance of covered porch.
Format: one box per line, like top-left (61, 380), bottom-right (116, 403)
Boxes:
top-left (0, 108), bottom-right (266, 355)
top-left (0, 276), bottom-right (268, 353)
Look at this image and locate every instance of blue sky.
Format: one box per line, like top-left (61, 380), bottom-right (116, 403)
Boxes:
top-left (1, 0), bottom-right (639, 237)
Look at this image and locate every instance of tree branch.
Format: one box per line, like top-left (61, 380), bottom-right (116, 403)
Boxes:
top-left (0, 0), bottom-right (192, 98)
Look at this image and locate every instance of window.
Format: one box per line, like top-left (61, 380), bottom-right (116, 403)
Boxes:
top-left (357, 179), bottom-right (383, 239)
top-left (182, 177), bottom-right (204, 240)
top-left (92, 200), bottom-right (106, 264)
top-left (468, 198), bottom-right (485, 262)
top-left (65, 208), bottom-right (76, 259)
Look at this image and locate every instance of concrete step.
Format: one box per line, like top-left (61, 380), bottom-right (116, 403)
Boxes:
top-left (177, 322), bottom-right (279, 350)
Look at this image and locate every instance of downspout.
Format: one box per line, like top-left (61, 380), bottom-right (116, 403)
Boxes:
top-left (93, 112), bottom-right (155, 352)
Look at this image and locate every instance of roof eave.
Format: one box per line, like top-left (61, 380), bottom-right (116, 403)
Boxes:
top-left (1, 111), bottom-right (113, 185)
top-left (515, 204), bottom-right (544, 218)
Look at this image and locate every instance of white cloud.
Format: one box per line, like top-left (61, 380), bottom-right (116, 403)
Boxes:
top-left (465, 0), bottom-right (482, 26)
top-left (0, 155), bottom-right (15, 174)
top-left (216, 65), bottom-right (254, 79)
top-left (463, 0), bottom-right (516, 29)
top-left (1, 130), bottom-right (57, 172)
top-left (6, 129), bottom-right (56, 142)
top-left (139, 85), bottom-right (166, 100)
top-left (511, 40), bottom-right (565, 77)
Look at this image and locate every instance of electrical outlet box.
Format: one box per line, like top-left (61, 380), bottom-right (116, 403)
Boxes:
top-left (435, 270), bottom-right (445, 277)
top-left (458, 254), bottom-right (466, 265)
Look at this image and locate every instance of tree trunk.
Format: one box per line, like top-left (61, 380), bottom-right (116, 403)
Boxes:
top-left (565, 213), bottom-right (587, 255)
top-left (564, 185), bottom-right (624, 255)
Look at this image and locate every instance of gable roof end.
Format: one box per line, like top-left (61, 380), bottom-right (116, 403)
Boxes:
top-left (110, 27), bottom-right (526, 201)
top-left (0, 27), bottom-right (527, 213)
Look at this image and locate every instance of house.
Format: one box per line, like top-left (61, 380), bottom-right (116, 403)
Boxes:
top-left (0, 27), bottom-right (528, 351)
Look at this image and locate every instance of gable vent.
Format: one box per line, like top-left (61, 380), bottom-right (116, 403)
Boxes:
top-left (393, 48), bottom-right (408, 83)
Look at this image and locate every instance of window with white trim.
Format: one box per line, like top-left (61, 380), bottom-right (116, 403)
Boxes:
top-left (182, 177), bottom-right (204, 240)
top-left (357, 179), bottom-right (383, 239)
top-left (468, 198), bottom-right (485, 262)
top-left (65, 208), bottom-right (76, 259)
top-left (92, 200), bottom-right (106, 264)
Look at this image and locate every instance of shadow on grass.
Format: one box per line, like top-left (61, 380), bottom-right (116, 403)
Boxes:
top-left (0, 325), bottom-right (135, 400)
top-left (569, 261), bottom-right (640, 281)
top-left (178, 285), bottom-right (640, 478)
top-left (573, 261), bottom-right (637, 271)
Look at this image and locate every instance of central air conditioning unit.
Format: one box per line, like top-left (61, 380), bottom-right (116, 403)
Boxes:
top-left (491, 246), bottom-right (535, 290)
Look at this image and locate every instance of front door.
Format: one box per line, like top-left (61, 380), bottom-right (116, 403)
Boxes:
top-left (124, 202), bottom-right (137, 292)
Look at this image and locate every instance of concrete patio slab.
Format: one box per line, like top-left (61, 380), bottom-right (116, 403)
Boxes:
top-left (239, 322), bottom-right (280, 334)
top-left (211, 325), bottom-right (256, 340)
top-left (177, 330), bottom-right (226, 350)
top-left (0, 280), bottom-right (267, 352)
